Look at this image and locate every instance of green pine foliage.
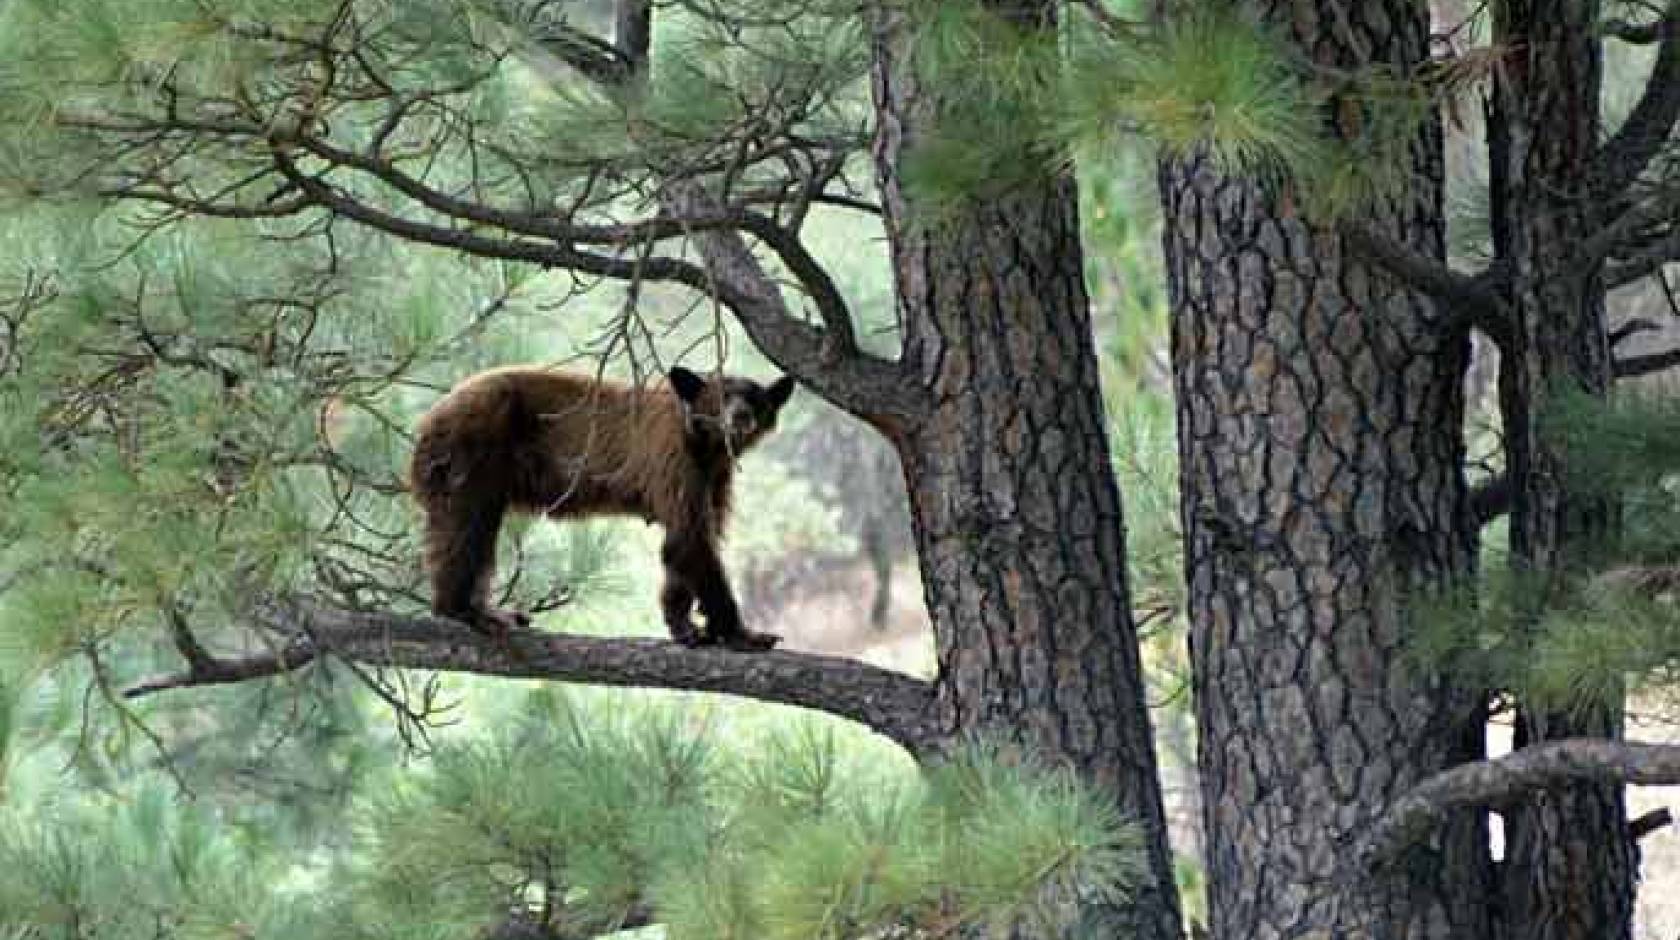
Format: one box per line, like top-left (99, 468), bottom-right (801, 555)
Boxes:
top-left (0, 1), bottom-right (1228, 936)
top-left (0, 781), bottom-right (316, 940)
top-left (320, 692), bottom-right (1141, 940)
top-left (0, 668), bottom-right (1140, 938)
top-left (898, 0), bottom-right (1437, 219)
top-left (1408, 387), bottom-right (1680, 718)
top-left (0, 689), bottom-right (1144, 939)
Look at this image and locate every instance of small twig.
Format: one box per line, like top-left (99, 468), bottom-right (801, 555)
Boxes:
top-left (1630, 806), bottom-right (1673, 840)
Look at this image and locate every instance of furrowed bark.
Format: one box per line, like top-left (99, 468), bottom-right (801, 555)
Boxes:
top-left (1489, 2), bottom-right (1636, 937)
top-left (869, 4), bottom-right (1183, 938)
top-left (1158, 2), bottom-right (1493, 937)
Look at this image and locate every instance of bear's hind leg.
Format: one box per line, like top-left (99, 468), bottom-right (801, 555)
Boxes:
top-left (423, 493), bottom-right (529, 635)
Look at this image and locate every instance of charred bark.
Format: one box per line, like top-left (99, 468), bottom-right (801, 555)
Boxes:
top-left (1158, 2), bottom-right (1493, 937)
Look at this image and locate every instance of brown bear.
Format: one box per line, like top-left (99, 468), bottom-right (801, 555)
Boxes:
top-left (409, 365), bottom-right (795, 651)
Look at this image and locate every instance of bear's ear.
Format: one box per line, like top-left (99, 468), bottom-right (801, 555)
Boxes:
top-left (766, 375), bottom-right (796, 411)
top-left (668, 367), bottom-right (707, 403)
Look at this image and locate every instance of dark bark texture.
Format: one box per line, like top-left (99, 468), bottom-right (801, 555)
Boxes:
top-left (1489, 1), bottom-right (1635, 937)
top-left (124, 603), bottom-right (944, 752)
top-left (1159, 2), bottom-right (1492, 937)
top-left (869, 5), bottom-right (1182, 938)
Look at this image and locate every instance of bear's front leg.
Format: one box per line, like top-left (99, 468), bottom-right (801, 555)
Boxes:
top-left (661, 530), bottom-right (779, 652)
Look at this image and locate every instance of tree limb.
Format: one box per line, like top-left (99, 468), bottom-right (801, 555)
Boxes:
top-left (1610, 317), bottom-right (1662, 347)
top-left (125, 637), bottom-right (318, 698)
top-left (1606, 17), bottom-right (1666, 44)
top-left (661, 179), bottom-right (925, 424)
top-left (1571, 192), bottom-right (1680, 275)
top-left (293, 133), bottom-right (758, 248)
top-left (1606, 228), bottom-right (1680, 288)
top-left (1341, 223), bottom-right (1512, 346)
top-left (1592, 2), bottom-right (1680, 201)
top-left (1630, 806), bottom-right (1673, 840)
top-left (1358, 739), bottom-right (1680, 872)
top-left (123, 602), bottom-right (945, 755)
top-left (1615, 345), bottom-right (1680, 378)
top-left (271, 141), bottom-right (920, 424)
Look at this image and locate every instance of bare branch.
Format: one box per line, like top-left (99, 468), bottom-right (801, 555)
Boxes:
top-left (1615, 345), bottom-right (1680, 378)
top-left (663, 180), bottom-right (924, 423)
top-left (1342, 222), bottom-right (1512, 345)
top-left (536, 19), bottom-right (634, 84)
top-left (1572, 193), bottom-right (1679, 274)
top-left (123, 602), bottom-right (944, 755)
top-left (124, 637), bottom-right (319, 698)
top-left (1606, 229), bottom-right (1680, 288)
top-left (1610, 317), bottom-right (1662, 347)
top-left (163, 606), bottom-right (219, 673)
top-left (271, 148), bottom-right (915, 417)
top-left (1592, 2), bottom-right (1680, 198)
top-left (1630, 806), bottom-right (1673, 840)
top-left (293, 133), bottom-right (754, 247)
top-left (1359, 739), bottom-right (1680, 872)
top-left (1606, 17), bottom-right (1666, 44)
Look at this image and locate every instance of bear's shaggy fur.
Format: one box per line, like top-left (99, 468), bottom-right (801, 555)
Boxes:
top-left (409, 366), bottom-right (795, 650)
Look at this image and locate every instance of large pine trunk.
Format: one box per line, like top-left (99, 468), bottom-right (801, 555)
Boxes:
top-left (867, 5), bottom-right (1183, 938)
top-left (1489, 1), bottom-right (1636, 936)
top-left (1157, 2), bottom-right (1493, 937)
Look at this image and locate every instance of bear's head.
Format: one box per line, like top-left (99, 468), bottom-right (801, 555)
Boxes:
top-left (668, 366), bottom-right (796, 456)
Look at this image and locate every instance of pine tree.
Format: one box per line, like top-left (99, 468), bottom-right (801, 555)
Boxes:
top-left (1156, 0), bottom-right (1680, 938)
top-left (7, 0), bottom-right (1680, 938)
top-left (0, 0), bottom-right (1184, 935)
top-left (1158, 0), bottom-right (1494, 932)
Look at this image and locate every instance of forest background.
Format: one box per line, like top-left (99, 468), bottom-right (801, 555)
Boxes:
top-left (2, 0), bottom-right (1680, 938)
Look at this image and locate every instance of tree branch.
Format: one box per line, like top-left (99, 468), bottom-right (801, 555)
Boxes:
top-left (1358, 739), bottom-right (1680, 872)
top-left (1606, 227), bottom-right (1680, 288)
top-left (270, 145), bottom-right (919, 420)
top-left (1615, 345), bottom-right (1680, 378)
top-left (1606, 17), bottom-right (1666, 44)
top-left (662, 180), bottom-right (924, 424)
top-left (125, 636), bottom-right (318, 698)
top-left (1611, 317), bottom-right (1662, 347)
top-left (292, 133), bottom-right (752, 247)
top-left (291, 132), bottom-right (870, 366)
top-left (1592, 2), bottom-right (1680, 200)
top-left (1630, 806), bottom-right (1673, 840)
top-left (1572, 192), bottom-right (1679, 275)
top-left (1341, 223), bottom-right (1512, 346)
top-left (123, 602), bottom-right (944, 755)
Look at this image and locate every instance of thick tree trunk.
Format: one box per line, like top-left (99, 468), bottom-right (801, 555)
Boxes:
top-left (1158, 3), bottom-right (1493, 937)
top-left (868, 5), bottom-right (1183, 939)
top-left (1488, 2), bottom-right (1636, 937)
